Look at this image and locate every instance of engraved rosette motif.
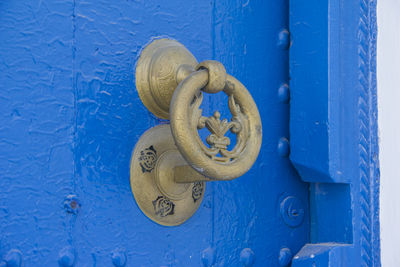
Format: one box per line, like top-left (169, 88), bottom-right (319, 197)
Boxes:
top-left (138, 145), bottom-right (157, 173)
top-left (192, 182), bottom-right (204, 203)
top-left (152, 196), bottom-right (175, 217)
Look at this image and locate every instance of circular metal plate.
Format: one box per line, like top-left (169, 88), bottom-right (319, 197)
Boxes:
top-left (135, 39), bottom-right (198, 119)
top-left (130, 124), bottom-right (205, 226)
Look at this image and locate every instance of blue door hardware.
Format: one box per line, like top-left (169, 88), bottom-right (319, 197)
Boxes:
top-left (0, 0), bottom-right (379, 266)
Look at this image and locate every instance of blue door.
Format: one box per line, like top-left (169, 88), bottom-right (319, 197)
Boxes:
top-left (0, 1), bottom-right (310, 266)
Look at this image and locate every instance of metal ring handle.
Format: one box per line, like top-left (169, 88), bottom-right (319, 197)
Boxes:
top-left (170, 61), bottom-right (262, 180)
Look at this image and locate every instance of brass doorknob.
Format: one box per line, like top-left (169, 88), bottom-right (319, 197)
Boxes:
top-left (131, 39), bottom-right (262, 225)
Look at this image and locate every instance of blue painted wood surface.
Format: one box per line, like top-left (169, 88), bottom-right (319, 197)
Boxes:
top-left (289, 0), bottom-right (380, 266)
top-left (0, 0), bottom-right (310, 266)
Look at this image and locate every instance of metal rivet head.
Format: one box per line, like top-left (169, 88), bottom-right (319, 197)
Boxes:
top-left (280, 196), bottom-right (305, 227)
top-left (240, 248), bottom-right (255, 266)
top-left (278, 247), bottom-right (293, 266)
top-left (277, 29), bottom-right (290, 50)
top-left (64, 195), bottom-right (80, 214)
top-left (111, 249), bottom-right (127, 267)
top-left (4, 249), bottom-right (22, 267)
top-left (58, 246), bottom-right (75, 267)
top-left (277, 137), bottom-right (290, 157)
top-left (278, 84), bottom-right (290, 103)
top-left (201, 247), bottom-right (216, 267)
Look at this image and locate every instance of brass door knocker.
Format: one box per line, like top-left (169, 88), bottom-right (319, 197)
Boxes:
top-left (131, 39), bottom-right (262, 226)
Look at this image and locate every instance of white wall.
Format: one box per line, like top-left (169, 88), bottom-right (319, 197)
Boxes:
top-left (378, 0), bottom-right (400, 266)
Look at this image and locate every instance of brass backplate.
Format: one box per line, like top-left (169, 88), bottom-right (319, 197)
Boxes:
top-left (130, 124), bottom-right (205, 226)
top-left (135, 39), bottom-right (198, 119)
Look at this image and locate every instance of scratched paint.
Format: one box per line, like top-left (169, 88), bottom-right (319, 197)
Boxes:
top-left (0, 0), bottom-right (309, 266)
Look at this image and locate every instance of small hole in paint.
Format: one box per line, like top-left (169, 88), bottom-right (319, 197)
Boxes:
top-left (70, 201), bottom-right (77, 209)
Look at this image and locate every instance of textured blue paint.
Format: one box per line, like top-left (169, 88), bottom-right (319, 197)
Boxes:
top-left (0, 0), bottom-right (309, 266)
top-left (72, 1), bottom-right (214, 266)
top-left (0, 1), bottom-right (74, 265)
top-left (290, 0), bottom-right (380, 266)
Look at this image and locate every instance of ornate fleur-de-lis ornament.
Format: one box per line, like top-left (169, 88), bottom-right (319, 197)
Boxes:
top-left (201, 111), bottom-right (234, 150)
top-left (191, 93), bottom-right (248, 163)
